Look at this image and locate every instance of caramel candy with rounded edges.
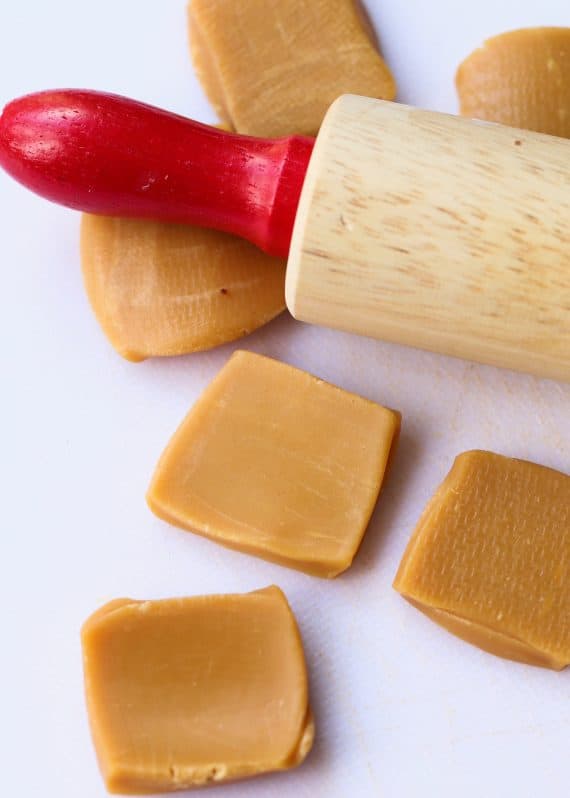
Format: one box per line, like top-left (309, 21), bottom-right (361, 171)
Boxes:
top-left (81, 587), bottom-right (314, 794)
top-left (456, 28), bottom-right (570, 138)
top-left (148, 350), bottom-right (400, 577)
top-left (394, 450), bottom-right (570, 670)
top-left (80, 215), bottom-right (286, 361)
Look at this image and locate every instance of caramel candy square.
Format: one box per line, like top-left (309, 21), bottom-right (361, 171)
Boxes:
top-left (148, 350), bottom-right (400, 577)
top-left (81, 587), bottom-right (313, 794)
top-left (394, 451), bottom-right (570, 670)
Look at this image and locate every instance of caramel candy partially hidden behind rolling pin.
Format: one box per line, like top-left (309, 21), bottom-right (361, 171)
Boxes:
top-left (456, 27), bottom-right (570, 139)
top-left (0, 91), bottom-right (568, 380)
top-left (188, 0), bottom-right (396, 138)
top-left (80, 215), bottom-right (286, 361)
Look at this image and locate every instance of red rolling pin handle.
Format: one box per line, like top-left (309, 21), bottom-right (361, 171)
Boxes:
top-left (0, 90), bottom-right (314, 257)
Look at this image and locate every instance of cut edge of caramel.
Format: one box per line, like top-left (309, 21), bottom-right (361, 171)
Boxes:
top-left (400, 596), bottom-right (566, 672)
top-left (146, 490), bottom-right (381, 579)
top-left (102, 710), bottom-right (314, 795)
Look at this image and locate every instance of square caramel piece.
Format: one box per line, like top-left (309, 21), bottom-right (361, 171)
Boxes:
top-left (148, 350), bottom-right (400, 577)
top-left (81, 587), bottom-right (314, 794)
top-left (188, 0), bottom-right (396, 137)
top-left (394, 451), bottom-right (570, 670)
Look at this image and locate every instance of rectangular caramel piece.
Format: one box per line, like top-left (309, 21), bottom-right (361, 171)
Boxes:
top-left (394, 450), bottom-right (570, 670)
top-left (147, 350), bottom-right (400, 577)
top-left (189, 0), bottom-right (396, 137)
top-left (82, 587), bottom-right (313, 794)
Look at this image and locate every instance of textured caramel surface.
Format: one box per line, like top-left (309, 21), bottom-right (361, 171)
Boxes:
top-left (81, 215), bottom-right (286, 361)
top-left (456, 27), bottom-right (570, 138)
top-left (81, 587), bottom-right (314, 794)
top-left (394, 451), bottom-right (570, 670)
top-left (188, 0), bottom-right (396, 137)
top-left (148, 350), bottom-right (400, 577)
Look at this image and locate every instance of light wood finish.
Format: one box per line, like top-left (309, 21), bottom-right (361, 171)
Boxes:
top-left (286, 95), bottom-right (570, 381)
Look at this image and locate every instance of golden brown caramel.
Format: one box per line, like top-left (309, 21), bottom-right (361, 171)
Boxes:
top-left (394, 451), bottom-right (570, 670)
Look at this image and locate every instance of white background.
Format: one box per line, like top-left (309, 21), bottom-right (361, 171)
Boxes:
top-left (1, 1), bottom-right (569, 796)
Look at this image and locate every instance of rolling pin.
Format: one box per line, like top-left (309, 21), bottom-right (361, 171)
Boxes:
top-left (0, 90), bottom-right (568, 381)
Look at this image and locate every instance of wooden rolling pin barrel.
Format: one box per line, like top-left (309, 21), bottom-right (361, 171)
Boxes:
top-left (0, 90), bottom-right (568, 380)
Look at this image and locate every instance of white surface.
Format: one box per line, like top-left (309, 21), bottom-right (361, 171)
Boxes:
top-left (0, 1), bottom-right (568, 797)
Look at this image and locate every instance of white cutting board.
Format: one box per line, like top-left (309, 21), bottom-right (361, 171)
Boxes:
top-left (0, 2), bottom-right (568, 797)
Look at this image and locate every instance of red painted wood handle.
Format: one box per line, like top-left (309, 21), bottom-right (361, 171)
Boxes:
top-left (0, 90), bottom-right (314, 257)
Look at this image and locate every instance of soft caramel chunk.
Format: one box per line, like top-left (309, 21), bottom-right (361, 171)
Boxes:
top-left (81, 587), bottom-right (314, 794)
top-left (456, 28), bottom-right (570, 138)
top-left (394, 451), bottom-right (570, 670)
top-left (80, 215), bottom-right (286, 362)
top-left (188, 0), bottom-right (396, 137)
top-left (148, 350), bottom-right (400, 577)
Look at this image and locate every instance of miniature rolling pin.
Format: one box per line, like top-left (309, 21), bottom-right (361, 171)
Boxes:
top-left (0, 90), bottom-right (568, 381)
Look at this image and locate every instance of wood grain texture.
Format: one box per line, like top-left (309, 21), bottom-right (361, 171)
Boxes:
top-left (286, 95), bottom-right (570, 381)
